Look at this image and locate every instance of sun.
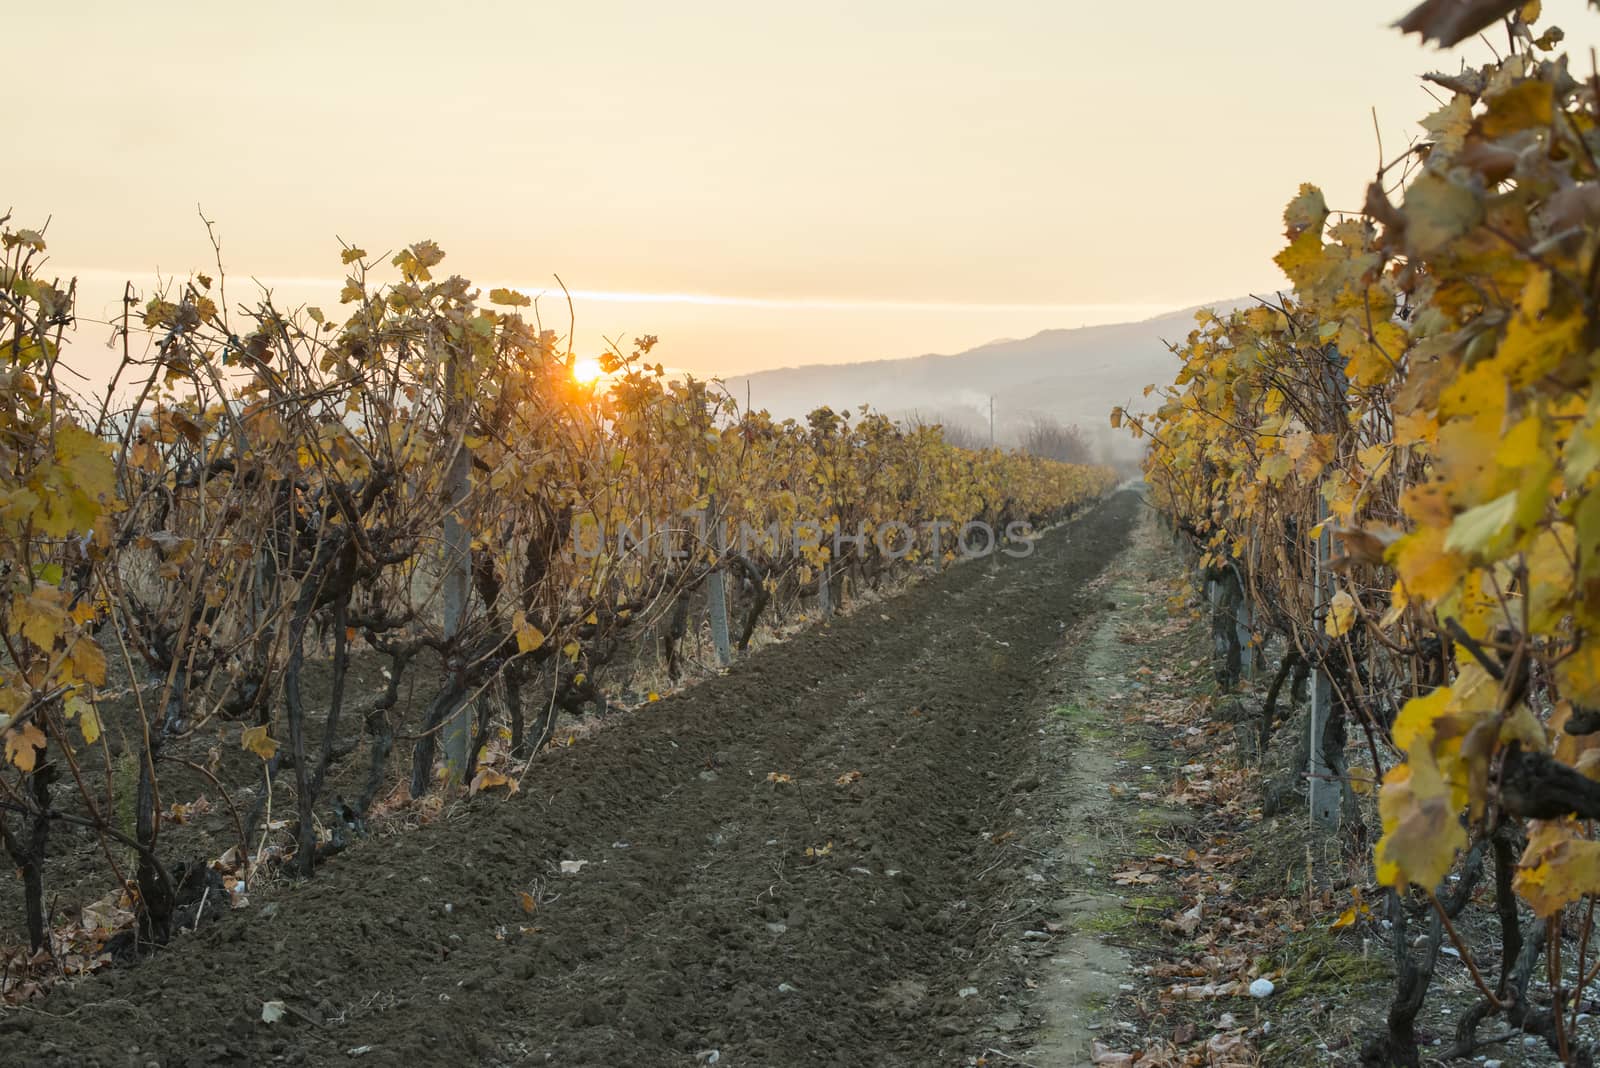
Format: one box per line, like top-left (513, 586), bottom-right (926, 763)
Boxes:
top-left (570, 356), bottom-right (606, 384)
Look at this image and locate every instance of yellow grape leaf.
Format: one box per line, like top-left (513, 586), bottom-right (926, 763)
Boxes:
top-left (1522, 268), bottom-right (1552, 320)
top-left (1481, 78), bottom-right (1554, 138)
top-left (55, 423), bottom-right (116, 502)
top-left (1259, 453), bottom-right (1293, 484)
top-left (1515, 819), bottom-right (1600, 916)
top-left (1401, 172), bottom-right (1484, 256)
top-left (512, 612), bottom-right (545, 654)
top-left (241, 724), bottom-right (278, 761)
top-left (1282, 183), bottom-right (1329, 239)
top-left (1420, 93), bottom-right (1473, 153)
top-left (1391, 686), bottom-right (1451, 754)
top-left (562, 641), bottom-right (580, 661)
top-left (1443, 492), bottom-right (1517, 558)
top-left (14, 587), bottom-right (68, 651)
top-left (1325, 590), bottom-right (1357, 638)
top-left (4, 722), bottom-right (46, 773)
top-left (78, 704), bottom-right (102, 746)
top-left (470, 767), bottom-right (518, 795)
top-left (1390, 526), bottom-right (1466, 602)
top-left (1375, 745), bottom-right (1467, 890)
top-left (1275, 231), bottom-right (1331, 291)
top-left (63, 694), bottom-right (102, 745)
top-left (1557, 643), bottom-right (1600, 707)
top-left (67, 637), bottom-right (107, 687)
top-left (488, 287), bottom-right (532, 307)
top-left (1330, 887), bottom-right (1369, 929)
top-left (1496, 416), bottom-right (1543, 471)
top-left (1392, 410), bottom-right (1438, 447)
top-left (1495, 306), bottom-right (1586, 392)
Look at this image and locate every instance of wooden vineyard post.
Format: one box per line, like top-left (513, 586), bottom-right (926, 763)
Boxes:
top-left (1235, 589), bottom-right (1255, 683)
top-left (706, 493), bottom-right (733, 667)
top-left (1309, 518), bottom-right (1339, 829)
top-left (1206, 568), bottom-right (1243, 687)
top-left (1241, 539), bottom-right (1263, 680)
top-left (441, 360), bottom-right (473, 787)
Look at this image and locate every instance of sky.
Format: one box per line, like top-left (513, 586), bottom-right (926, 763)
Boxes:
top-left (15, 0), bottom-right (1598, 381)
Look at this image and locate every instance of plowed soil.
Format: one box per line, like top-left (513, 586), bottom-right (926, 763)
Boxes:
top-left (9, 490), bottom-right (1141, 1067)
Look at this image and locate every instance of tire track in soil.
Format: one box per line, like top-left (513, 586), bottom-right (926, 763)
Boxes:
top-left (17, 490), bottom-right (1141, 1068)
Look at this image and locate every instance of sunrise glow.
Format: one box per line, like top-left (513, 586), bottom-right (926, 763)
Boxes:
top-left (570, 356), bottom-right (606, 384)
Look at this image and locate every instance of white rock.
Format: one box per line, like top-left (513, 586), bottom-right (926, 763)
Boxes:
top-left (559, 860), bottom-right (588, 875)
top-left (1248, 978), bottom-right (1275, 999)
top-left (958, 987), bottom-right (978, 999)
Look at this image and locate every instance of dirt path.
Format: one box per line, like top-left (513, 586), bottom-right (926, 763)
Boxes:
top-left (11, 491), bottom-right (1144, 1068)
top-left (1015, 494), bottom-right (1207, 1065)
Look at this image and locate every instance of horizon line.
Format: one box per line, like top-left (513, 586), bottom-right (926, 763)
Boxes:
top-left (55, 267), bottom-right (1208, 317)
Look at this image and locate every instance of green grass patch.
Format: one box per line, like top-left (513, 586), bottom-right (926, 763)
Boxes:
top-left (1272, 928), bottom-right (1391, 1002)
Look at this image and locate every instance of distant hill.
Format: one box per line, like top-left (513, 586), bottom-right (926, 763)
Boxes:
top-left (721, 298), bottom-right (1259, 465)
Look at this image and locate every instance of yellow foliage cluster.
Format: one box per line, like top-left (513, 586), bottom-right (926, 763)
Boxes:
top-left (1119, 8), bottom-right (1600, 919)
top-left (0, 222), bottom-right (1113, 801)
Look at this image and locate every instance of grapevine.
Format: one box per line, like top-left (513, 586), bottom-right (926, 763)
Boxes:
top-left (1119, 4), bottom-right (1600, 1061)
top-left (0, 220), bottom-right (1113, 987)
